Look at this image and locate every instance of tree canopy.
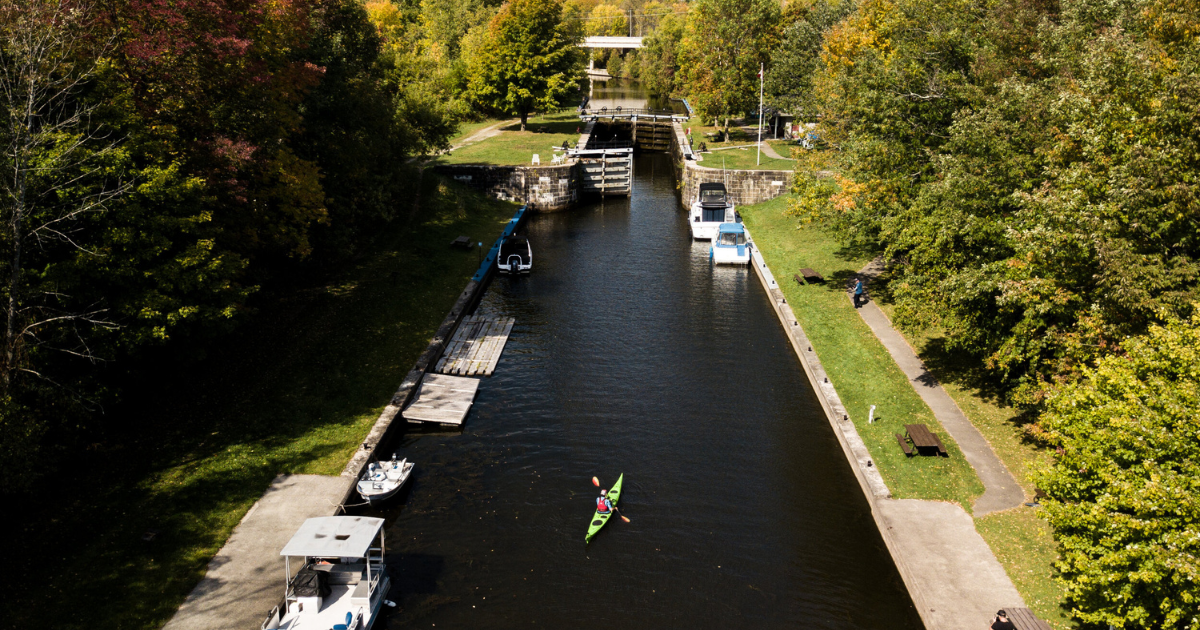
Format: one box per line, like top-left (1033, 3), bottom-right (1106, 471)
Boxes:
top-left (1034, 309), bottom-right (1200, 629)
top-left (464, 0), bottom-right (584, 130)
top-left (678, 0), bottom-right (779, 139)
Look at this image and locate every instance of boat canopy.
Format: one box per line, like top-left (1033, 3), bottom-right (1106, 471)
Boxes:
top-left (698, 183), bottom-right (728, 206)
top-left (717, 222), bottom-right (745, 234)
top-left (279, 516), bottom-right (384, 558)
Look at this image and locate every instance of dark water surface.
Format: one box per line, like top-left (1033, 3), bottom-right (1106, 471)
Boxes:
top-left (375, 154), bottom-right (922, 628)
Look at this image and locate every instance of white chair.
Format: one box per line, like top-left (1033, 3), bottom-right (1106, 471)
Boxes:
top-left (531, 154), bottom-right (540, 165)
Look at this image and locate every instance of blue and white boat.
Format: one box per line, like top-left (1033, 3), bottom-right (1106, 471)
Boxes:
top-left (710, 223), bottom-right (751, 265)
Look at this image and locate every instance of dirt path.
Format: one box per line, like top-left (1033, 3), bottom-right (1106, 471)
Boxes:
top-left (450, 119), bottom-right (517, 151)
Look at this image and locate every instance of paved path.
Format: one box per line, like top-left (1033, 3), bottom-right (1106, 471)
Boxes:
top-left (163, 474), bottom-right (352, 630)
top-left (449, 119), bottom-right (516, 152)
top-left (854, 259), bottom-right (1026, 516)
top-left (879, 500), bottom-right (1026, 625)
top-left (757, 141), bottom-right (793, 160)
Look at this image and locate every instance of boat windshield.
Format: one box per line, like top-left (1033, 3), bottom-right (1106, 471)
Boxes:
top-left (716, 231), bottom-right (746, 246)
top-left (499, 238), bottom-right (527, 260)
top-left (699, 189), bottom-right (727, 205)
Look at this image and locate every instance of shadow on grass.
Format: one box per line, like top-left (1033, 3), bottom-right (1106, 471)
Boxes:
top-left (5, 174), bottom-right (520, 630)
top-left (500, 119), bottom-right (579, 135)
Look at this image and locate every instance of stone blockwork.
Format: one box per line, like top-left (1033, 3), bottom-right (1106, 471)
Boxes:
top-left (669, 121), bottom-right (793, 206)
top-left (433, 163), bottom-right (580, 211)
top-left (679, 160), bottom-right (793, 206)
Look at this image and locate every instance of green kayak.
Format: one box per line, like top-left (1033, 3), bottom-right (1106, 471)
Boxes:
top-left (586, 473), bottom-right (623, 543)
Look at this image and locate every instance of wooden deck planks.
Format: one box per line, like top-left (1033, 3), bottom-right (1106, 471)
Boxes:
top-left (402, 373), bottom-right (481, 425)
top-left (435, 315), bottom-right (515, 377)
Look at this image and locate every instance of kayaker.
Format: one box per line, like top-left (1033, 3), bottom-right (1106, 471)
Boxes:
top-left (596, 489), bottom-right (612, 514)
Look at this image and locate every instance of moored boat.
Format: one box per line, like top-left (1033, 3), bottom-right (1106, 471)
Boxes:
top-left (497, 235), bottom-right (532, 274)
top-left (356, 455), bottom-right (414, 505)
top-left (710, 222), bottom-right (751, 265)
top-left (689, 183), bottom-right (735, 240)
top-left (586, 473), bottom-right (624, 543)
top-left (261, 516), bottom-right (392, 630)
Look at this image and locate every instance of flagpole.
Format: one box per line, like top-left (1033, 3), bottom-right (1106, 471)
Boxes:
top-left (756, 62), bottom-right (764, 166)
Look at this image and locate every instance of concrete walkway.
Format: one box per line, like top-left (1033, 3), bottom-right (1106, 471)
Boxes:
top-left (854, 259), bottom-right (1026, 516)
top-left (163, 474), bottom-right (352, 630)
top-left (879, 500), bottom-right (1026, 625)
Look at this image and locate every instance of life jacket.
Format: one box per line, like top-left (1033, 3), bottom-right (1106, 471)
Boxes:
top-left (596, 497), bottom-right (610, 513)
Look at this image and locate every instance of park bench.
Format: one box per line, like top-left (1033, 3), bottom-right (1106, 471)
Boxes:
top-left (895, 433), bottom-right (914, 457)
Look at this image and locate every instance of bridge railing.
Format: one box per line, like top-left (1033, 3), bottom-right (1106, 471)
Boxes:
top-left (580, 107), bottom-right (689, 120)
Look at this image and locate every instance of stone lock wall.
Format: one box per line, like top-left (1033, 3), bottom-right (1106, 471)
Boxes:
top-left (679, 160), bottom-right (793, 207)
top-left (433, 163), bottom-right (580, 211)
top-left (669, 121), bottom-right (794, 207)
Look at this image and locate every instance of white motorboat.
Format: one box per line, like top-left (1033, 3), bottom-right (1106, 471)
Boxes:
top-left (356, 455), bottom-right (414, 505)
top-left (497, 235), bottom-right (532, 274)
top-left (689, 182), bottom-right (735, 240)
top-left (710, 222), bottom-right (751, 265)
top-left (262, 516), bottom-right (392, 630)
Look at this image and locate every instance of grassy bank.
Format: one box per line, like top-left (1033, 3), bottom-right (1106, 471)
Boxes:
top-left (698, 146), bottom-right (794, 171)
top-left (739, 195), bottom-right (984, 507)
top-left (5, 175), bottom-right (521, 630)
top-left (436, 111), bottom-right (580, 165)
top-left (741, 194), bottom-right (1068, 628)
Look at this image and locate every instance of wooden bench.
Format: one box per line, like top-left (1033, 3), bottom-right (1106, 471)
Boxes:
top-left (450, 235), bottom-right (472, 249)
top-left (895, 433), bottom-right (914, 457)
top-left (799, 268), bottom-right (824, 283)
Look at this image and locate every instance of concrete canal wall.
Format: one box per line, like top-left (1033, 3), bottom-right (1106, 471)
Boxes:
top-left (433, 164), bottom-right (579, 211)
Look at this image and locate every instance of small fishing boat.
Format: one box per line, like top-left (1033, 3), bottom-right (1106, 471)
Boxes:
top-left (497, 235), bottom-right (532, 275)
top-left (261, 516), bottom-right (392, 630)
top-left (689, 182), bottom-right (735, 240)
top-left (586, 473), bottom-right (624, 543)
top-left (710, 222), bottom-right (751, 265)
top-left (356, 455), bottom-right (414, 505)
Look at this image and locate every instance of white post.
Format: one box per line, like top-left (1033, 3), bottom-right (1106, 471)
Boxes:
top-left (756, 62), bottom-right (764, 166)
top-left (869, 405), bottom-right (876, 423)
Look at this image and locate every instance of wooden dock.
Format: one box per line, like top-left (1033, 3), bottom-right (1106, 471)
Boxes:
top-left (402, 373), bottom-right (481, 425)
top-left (435, 315), bottom-right (515, 376)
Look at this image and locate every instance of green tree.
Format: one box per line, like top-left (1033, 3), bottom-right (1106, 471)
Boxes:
top-left (679, 0), bottom-right (779, 140)
top-left (1033, 309), bottom-right (1200, 628)
top-left (464, 0), bottom-right (584, 130)
top-left (764, 0), bottom-right (854, 116)
top-left (587, 2), bottom-right (627, 36)
top-left (637, 7), bottom-right (685, 95)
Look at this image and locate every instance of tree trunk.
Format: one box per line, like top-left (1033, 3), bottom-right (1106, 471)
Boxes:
top-left (520, 109), bottom-right (528, 132)
top-left (723, 117), bottom-right (730, 142)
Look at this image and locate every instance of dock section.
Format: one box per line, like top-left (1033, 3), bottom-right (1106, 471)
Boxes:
top-left (402, 373), bottom-right (481, 425)
top-left (436, 315), bottom-right (515, 376)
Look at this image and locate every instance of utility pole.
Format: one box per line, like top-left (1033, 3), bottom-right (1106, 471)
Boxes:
top-left (756, 62), bottom-right (764, 166)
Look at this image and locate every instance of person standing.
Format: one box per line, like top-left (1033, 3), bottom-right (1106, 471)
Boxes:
top-left (853, 278), bottom-right (865, 308)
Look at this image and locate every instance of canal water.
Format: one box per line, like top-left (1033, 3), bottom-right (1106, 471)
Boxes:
top-left (375, 140), bottom-right (924, 627)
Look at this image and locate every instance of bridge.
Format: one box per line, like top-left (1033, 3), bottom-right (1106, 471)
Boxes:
top-left (581, 36), bottom-right (643, 49)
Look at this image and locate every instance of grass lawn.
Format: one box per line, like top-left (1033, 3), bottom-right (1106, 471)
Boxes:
top-left (4, 175), bottom-right (521, 630)
top-left (739, 195), bottom-right (984, 508)
top-left (448, 117), bottom-right (511, 146)
top-left (435, 111), bottom-right (581, 166)
top-left (699, 145), bottom-right (794, 171)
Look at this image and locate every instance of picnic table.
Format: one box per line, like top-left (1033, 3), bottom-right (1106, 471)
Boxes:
top-left (450, 236), bottom-right (472, 249)
top-left (794, 268), bottom-right (824, 284)
top-left (895, 423), bottom-right (948, 457)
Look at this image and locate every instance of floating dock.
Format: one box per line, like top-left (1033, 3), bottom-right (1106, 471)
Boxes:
top-left (402, 373), bottom-right (481, 425)
top-left (435, 315), bottom-right (515, 376)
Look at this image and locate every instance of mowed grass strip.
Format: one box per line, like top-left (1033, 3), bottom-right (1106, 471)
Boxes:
top-left (698, 146), bottom-right (794, 171)
top-left (739, 195), bottom-right (984, 507)
top-left (435, 111), bottom-right (581, 166)
top-left (5, 176), bottom-right (520, 630)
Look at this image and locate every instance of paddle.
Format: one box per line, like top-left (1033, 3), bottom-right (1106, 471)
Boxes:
top-left (591, 476), bottom-right (630, 523)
